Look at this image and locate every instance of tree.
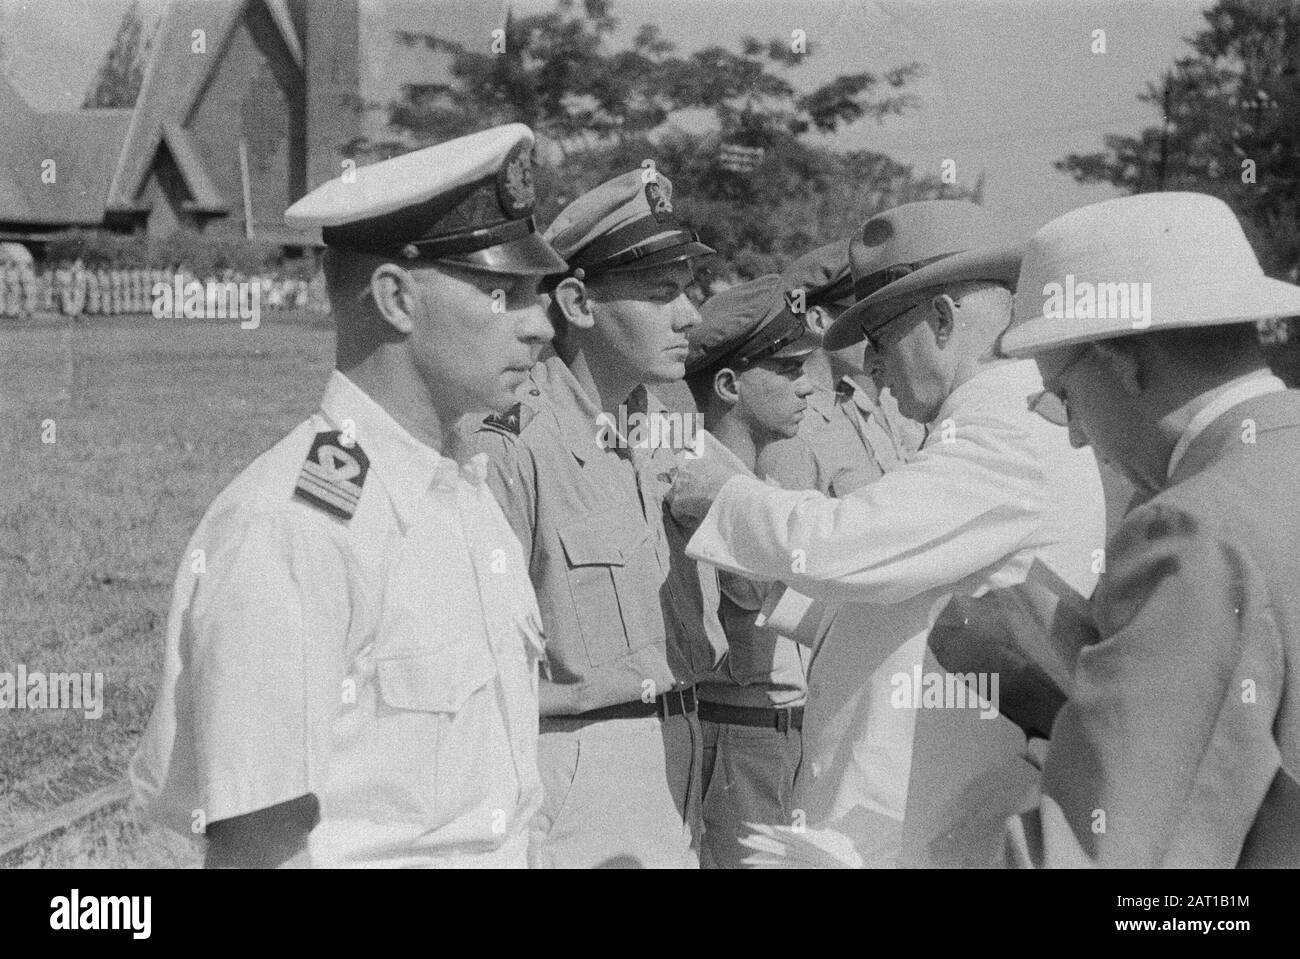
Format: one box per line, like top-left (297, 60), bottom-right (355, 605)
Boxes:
top-left (83, 0), bottom-right (151, 109)
top-left (1057, 0), bottom-right (1300, 280)
top-left (374, 0), bottom-right (965, 270)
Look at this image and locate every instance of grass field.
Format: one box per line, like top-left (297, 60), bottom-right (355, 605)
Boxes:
top-left (1, 311), bottom-right (334, 867)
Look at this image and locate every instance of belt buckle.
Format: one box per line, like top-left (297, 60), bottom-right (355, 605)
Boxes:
top-left (659, 688), bottom-right (692, 719)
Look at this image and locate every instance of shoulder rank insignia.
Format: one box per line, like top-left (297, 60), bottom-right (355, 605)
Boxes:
top-left (293, 430), bottom-right (370, 522)
top-left (481, 402), bottom-right (533, 437)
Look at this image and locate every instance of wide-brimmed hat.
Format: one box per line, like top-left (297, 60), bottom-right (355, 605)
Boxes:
top-left (824, 200), bottom-right (1019, 350)
top-left (1002, 191), bottom-right (1300, 356)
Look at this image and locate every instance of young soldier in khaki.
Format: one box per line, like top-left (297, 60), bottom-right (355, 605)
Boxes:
top-left (678, 275), bottom-right (819, 868)
top-left (462, 169), bottom-right (717, 868)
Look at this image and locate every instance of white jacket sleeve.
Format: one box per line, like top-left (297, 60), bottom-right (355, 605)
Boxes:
top-left (686, 413), bottom-right (1049, 606)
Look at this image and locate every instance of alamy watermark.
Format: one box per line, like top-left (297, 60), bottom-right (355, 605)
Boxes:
top-left (595, 406), bottom-right (703, 457)
top-left (889, 665), bottom-right (1000, 719)
top-left (152, 276), bottom-right (261, 329)
top-left (0, 665), bottom-right (104, 719)
top-left (50, 890), bottom-right (150, 939)
top-left (1042, 274), bottom-right (1151, 329)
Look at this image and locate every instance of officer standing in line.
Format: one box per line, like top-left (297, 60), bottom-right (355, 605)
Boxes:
top-left (131, 124), bottom-right (563, 868)
top-left (462, 168), bottom-right (716, 868)
top-left (758, 240), bottom-right (922, 494)
top-left (676, 275), bottom-right (820, 868)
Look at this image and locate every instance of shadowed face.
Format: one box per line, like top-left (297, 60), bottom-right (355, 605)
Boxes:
top-left (733, 355), bottom-right (815, 441)
top-left (1035, 342), bottom-right (1155, 490)
top-left (586, 261), bottom-right (700, 383)
top-left (410, 264), bottom-right (552, 416)
top-left (872, 301), bottom-right (952, 423)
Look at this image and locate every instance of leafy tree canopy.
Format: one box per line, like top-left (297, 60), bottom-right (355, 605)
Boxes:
top-left (83, 0), bottom-right (152, 109)
top-left (1057, 0), bottom-right (1300, 279)
top-left (367, 0), bottom-right (965, 274)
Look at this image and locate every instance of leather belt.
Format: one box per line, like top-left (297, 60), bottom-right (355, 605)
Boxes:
top-left (698, 700), bottom-right (804, 732)
top-left (572, 686), bottom-right (698, 723)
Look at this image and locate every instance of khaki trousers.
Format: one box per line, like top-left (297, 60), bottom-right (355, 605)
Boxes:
top-left (700, 718), bottom-right (804, 869)
top-left (531, 711), bottom-right (703, 868)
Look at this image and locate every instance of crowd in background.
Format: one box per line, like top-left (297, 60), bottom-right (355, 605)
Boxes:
top-left (0, 260), bottom-right (329, 318)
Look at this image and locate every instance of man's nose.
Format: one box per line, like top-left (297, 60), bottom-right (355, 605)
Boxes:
top-left (516, 300), bottom-right (554, 347)
top-left (795, 375), bottom-right (815, 398)
top-left (671, 293), bottom-right (701, 332)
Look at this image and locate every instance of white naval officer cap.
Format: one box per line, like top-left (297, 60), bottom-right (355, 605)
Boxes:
top-left (285, 124), bottom-right (567, 276)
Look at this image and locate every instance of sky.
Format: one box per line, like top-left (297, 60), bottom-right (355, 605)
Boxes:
top-left (0, 0), bottom-right (1209, 238)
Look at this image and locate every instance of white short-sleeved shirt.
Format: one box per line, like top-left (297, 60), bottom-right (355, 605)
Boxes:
top-left (131, 371), bottom-right (544, 867)
top-left (688, 360), bottom-right (1107, 846)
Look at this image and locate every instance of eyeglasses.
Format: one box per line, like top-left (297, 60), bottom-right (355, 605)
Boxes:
top-left (1043, 345), bottom-right (1091, 400)
top-left (1029, 345), bottom-right (1091, 426)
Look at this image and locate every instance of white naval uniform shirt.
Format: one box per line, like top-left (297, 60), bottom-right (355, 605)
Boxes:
top-left (687, 360), bottom-right (1106, 858)
top-left (130, 371), bottom-right (544, 867)
top-left (688, 360), bottom-right (1104, 609)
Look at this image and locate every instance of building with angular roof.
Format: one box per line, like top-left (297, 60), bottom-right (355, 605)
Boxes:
top-left (0, 0), bottom-right (359, 249)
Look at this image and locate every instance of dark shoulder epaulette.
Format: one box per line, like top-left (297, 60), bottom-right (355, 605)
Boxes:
top-left (480, 401), bottom-right (535, 437)
top-left (293, 430), bottom-right (370, 522)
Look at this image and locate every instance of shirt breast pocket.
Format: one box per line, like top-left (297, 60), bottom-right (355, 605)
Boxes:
top-left (376, 642), bottom-right (496, 715)
top-left (373, 642), bottom-right (500, 825)
top-left (558, 518), bottom-right (650, 667)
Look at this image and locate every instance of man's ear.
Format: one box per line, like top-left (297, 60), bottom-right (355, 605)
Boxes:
top-left (930, 293), bottom-right (958, 346)
top-left (806, 305), bottom-right (833, 336)
top-left (1091, 338), bottom-right (1145, 395)
top-left (370, 263), bottom-right (419, 335)
top-left (712, 367), bottom-right (740, 406)
top-left (552, 276), bottom-right (596, 330)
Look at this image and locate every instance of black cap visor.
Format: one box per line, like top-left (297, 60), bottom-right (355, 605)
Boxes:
top-left (603, 237), bottom-right (716, 276)
top-left (435, 229), bottom-right (567, 276)
top-left (687, 308), bottom-right (818, 377)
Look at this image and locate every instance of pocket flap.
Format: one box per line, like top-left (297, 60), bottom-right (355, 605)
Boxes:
top-left (558, 518), bottom-right (644, 567)
top-left (376, 644), bottom-right (495, 713)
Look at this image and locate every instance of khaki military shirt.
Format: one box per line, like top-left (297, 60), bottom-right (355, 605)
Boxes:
top-left (463, 355), bottom-right (702, 715)
top-left (759, 378), bottom-right (918, 497)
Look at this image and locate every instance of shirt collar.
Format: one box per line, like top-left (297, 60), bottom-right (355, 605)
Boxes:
top-left (536, 355), bottom-right (667, 464)
top-left (1166, 371), bottom-right (1286, 480)
top-left (805, 388), bottom-right (836, 423)
top-left (534, 356), bottom-right (606, 464)
top-left (933, 358), bottom-right (1041, 426)
top-left (836, 375), bottom-right (880, 417)
top-left (319, 370), bottom-right (473, 524)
